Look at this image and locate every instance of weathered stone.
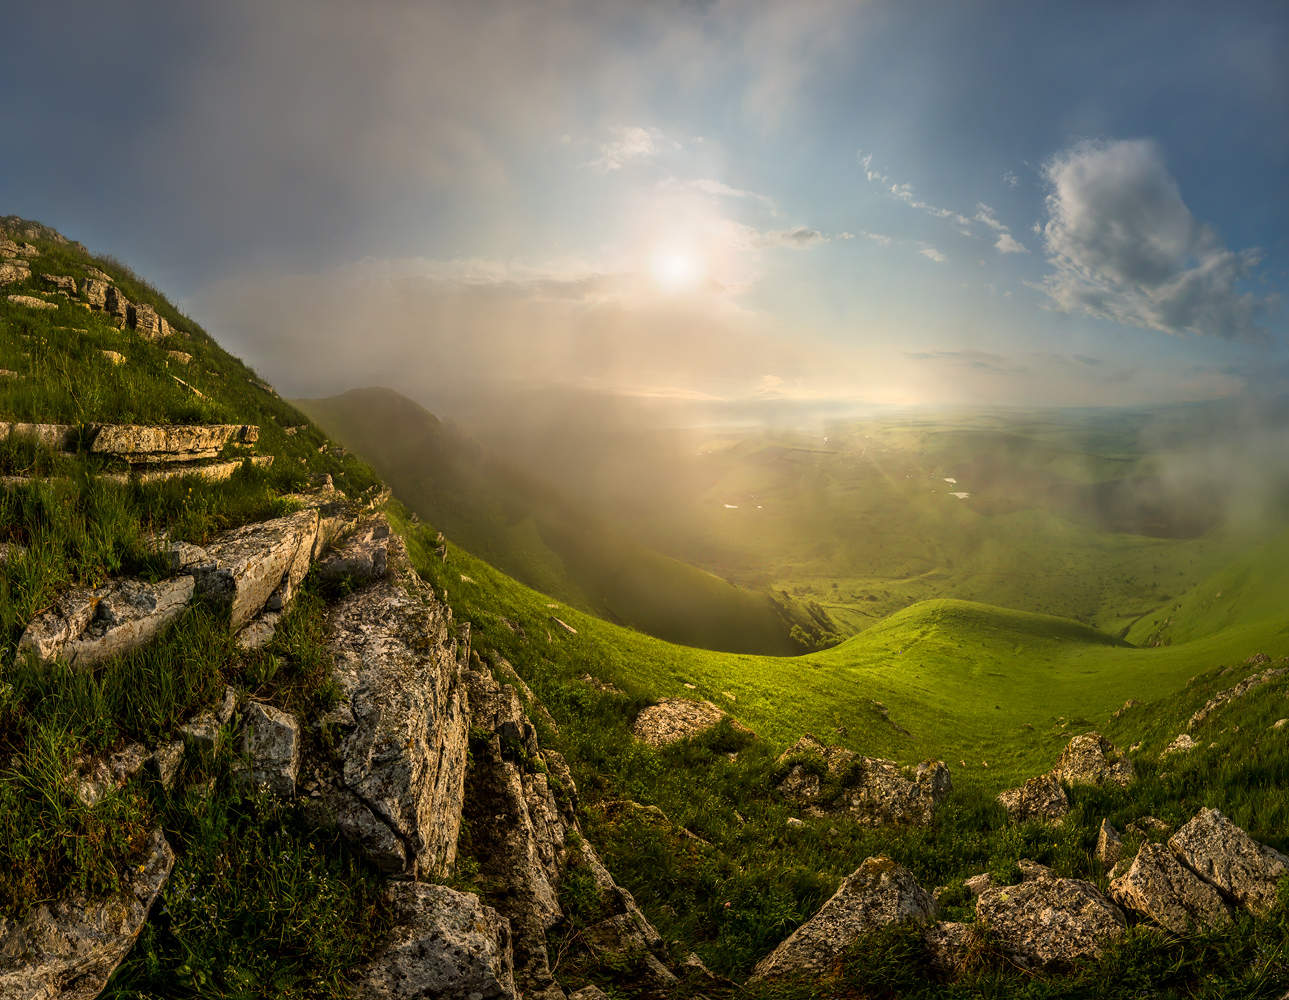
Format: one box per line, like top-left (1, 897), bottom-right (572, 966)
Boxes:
top-left (632, 698), bottom-right (731, 747)
top-left (997, 772), bottom-right (1069, 824)
top-left (351, 882), bottom-right (518, 1000)
top-left (1017, 859), bottom-right (1055, 881)
top-left (99, 349), bottom-right (125, 365)
top-left (166, 350), bottom-right (191, 365)
top-left (190, 509), bottom-right (321, 630)
top-left (74, 742), bottom-right (149, 807)
top-left (776, 735), bottom-right (951, 826)
top-left (0, 238), bottom-right (27, 258)
top-left (1169, 807), bottom-right (1289, 916)
top-left (16, 586), bottom-right (100, 662)
top-left (976, 875), bottom-right (1125, 969)
top-left (241, 702), bottom-right (300, 798)
top-left (104, 286), bottom-right (129, 326)
top-left (100, 455), bottom-right (274, 486)
top-left (0, 421), bottom-right (80, 451)
top-left (160, 540), bottom-right (209, 574)
top-left (42, 274), bottom-right (77, 296)
top-left (57, 576), bottom-right (195, 667)
top-left (0, 829), bottom-right (173, 1000)
top-left (1162, 733), bottom-right (1198, 758)
top-left (127, 302), bottom-right (162, 339)
top-left (315, 517), bottom-right (390, 585)
top-left (750, 857), bottom-right (934, 982)
top-left (81, 277), bottom-right (108, 308)
top-left (568, 988), bottom-right (609, 1000)
top-left (89, 423), bottom-right (256, 464)
top-left (1190, 667), bottom-right (1286, 729)
top-left (1096, 819), bottom-right (1123, 869)
top-left (1054, 732), bottom-right (1135, 787)
top-left (0, 260), bottom-right (30, 286)
top-left (324, 533), bottom-right (468, 878)
top-left (6, 294), bottom-right (56, 311)
top-left (1110, 842), bottom-right (1232, 935)
top-left (964, 873), bottom-right (993, 896)
top-left (234, 610), bottom-right (281, 652)
top-left (925, 921), bottom-right (976, 974)
top-left (150, 740), bottom-right (185, 791)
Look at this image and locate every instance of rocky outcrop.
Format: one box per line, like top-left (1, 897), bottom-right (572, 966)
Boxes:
top-left (1109, 842), bottom-right (1232, 935)
top-left (100, 455), bottom-right (274, 486)
top-left (0, 260), bottom-right (31, 285)
top-left (749, 857), bottom-right (934, 982)
top-left (1168, 808), bottom-right (1289, 916)
top-left (776, 735), bottom-right (951, 826)
top-left (0, 829), bottom-right (173, 1000)
top-left (976, 874), bottom-right (1125, 969)
top-left (241, 702), bottom-right (300, 798)
top-left (7, 294), bottom-right (56, 311)
top-left (352, 882), bottom-right (518, 1000)
top-left (127, 302), bottom-right (163, 340)
top-left (104, 286), bottom-right (129, 326)
top-left (42, 274), bottom-right (78, 296)
top-left (1189, 666), bottom-right (1286, 730)
top-left (81, 276), bottom-right (108, 308)
top-left (89, 423), bottom-right (257, 463)
top-left (1053, 732), bottom-right (1135, 787)
top-left (17, 575), bottom-right (194, 667)
top-left (315, 531), bottom-right (468, 878)
top-left (632, 698), bottom-right (731, 747)
top-left (997, 772), bottom-right (1069, 824)
top-left (315, 517), bottom-right (390, 585)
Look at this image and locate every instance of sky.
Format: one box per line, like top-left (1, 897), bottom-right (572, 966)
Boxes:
top-left (2, 0), bottom-right (1287, 417)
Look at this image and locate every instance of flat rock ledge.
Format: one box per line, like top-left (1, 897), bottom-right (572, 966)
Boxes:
top-left (776, 734), bottom-right (951, 826)
top-left (749, 857), bottom-right (934, 983)
top-left (0, 829), bottom-right (174, 1000)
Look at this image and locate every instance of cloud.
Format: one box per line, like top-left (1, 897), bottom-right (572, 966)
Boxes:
top-left (995, 233), bottom-right (1028, 254)
top-left (919, 246), bottom-right (946, 263)
top-left (590, 125), bottom-right (661, 171)
top-left (1003, 170), bottom-right (1019, 188)
top-left (685, 177), bottom-right (777, 211)
top-left (904, 349), bottom-right (1026, 375)
top-left (756, 226), bottom-right (827, 248)
top-left (974, 203), bottom-right (1007, 232)
top-left (1037, 138), bottom-right (1272, 340)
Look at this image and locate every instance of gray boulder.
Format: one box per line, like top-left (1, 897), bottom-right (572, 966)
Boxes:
top-left (1053, 732), bottom-right (1135, 787)
top-left (81, 276), bottom-right (108, 308)
top-left (1168, 807), bottom-right (1289, 916)
top-left (997, 773), bottom-right (1069, 824)
top-left (1096, 819), bottom-right (1123, 869)
top-left (127, 302), bottom-right (163, 339)
top-left (749, 857), bottom-right (934, 983)
top-left (1110, 842), bottom-right (1232, 935)
top-left (1190, 667), bottom-right (1286, 730)
top-left (925, 920), bottom-right (975, 974)
top-left (241, 702), bottom-right (300, 797)
top-left (976, 875), bottom-right (1125, 969)
top-left (632, 698), bottom-right (730, 747)
top-left (104, 285), bottom-right (129, 325)
top-left (352, 882), bottom-right (518, 1000)
top-left (0, 829), bottom-right (173, 1000)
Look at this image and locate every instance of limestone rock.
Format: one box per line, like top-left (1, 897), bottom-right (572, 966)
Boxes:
top-left (352, 882), bottom-right (518, 1000)
top-left (0, 260), bottom-right (30, 286)
top-left (1190, 667), bottom-right (1286, 729)
top-left (42, 274), bottom-right (77, 296)
top-left (1096, 819), bottom-right (1123, 869)
top-left (1053, 732), bottom-right (1135, 787)
top-left (976, 875), bottom-right (1125, 969)
top-left (0, 421), bottom-right (79, 450)
top-left (964, 873), bottom-right (993, 896)
top-left (150, 741), bottom-right (185, 791)
top-left (1110, 842), bottom-right (1232, 935)
top-left (89, 423), bottom-right (256, 464)
top-left (0, 829), bottom-right (173, 1000)
top-left (1168, 807), bottom-right (1289, 916)
top-left (104, 286), bottom-right (129, 326)
top-left (315, 517), bottom-right (390, 585)
top-left (1161, 733), bottom-right (1198, 758)
top-left (569, 988), bottom-right (609, 1000)
top-left (57, 576), bottom-right (194, 667)
top-left (323, 533), bottom-right (468, 877)
top-left (190, 509), bottom-right (321, 630)
top-left (81, 277), bottom-right (108, 308)
top-left (750, 857), bottom-right (934, 983)
top-left (16, 586), bottom-right (100, 662)
top-left (776, 736), bottom-right (951, 826)
top-left (242, 702), bottom-right (300, 797)
top-left (7, 294), bottom-right (56, 311)
top-left (925, 920), bottom-right (975, 974)
top-left (997, 773), bottom-right (1069, 824)
top-left (127, 302), bottom-right (163, 339)
top-left (99, 349), bottom-right (125, 365)
top-left (234, 610), bottom-right (281, 652)
top-left (632, 698), bottom-right (731, 747)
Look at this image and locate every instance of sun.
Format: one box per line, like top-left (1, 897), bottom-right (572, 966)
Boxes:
top-left (650, 248), bottom-right (704, 292)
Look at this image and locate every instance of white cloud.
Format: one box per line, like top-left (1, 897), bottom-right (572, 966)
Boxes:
top-left (685, 177), bottom-right (777, 211)
top-left (590, 125), bottom-right (661, 171)
top-left (974, 203), bottom-right (1007, 232)
top-left (919, 246), bottom-right (946, 263)
top-left (1038, 138), bottom-right (1270, 340)
top-left (995, 232), bottom-right (1028, 254)
top-left (754, 226), bottom-right (828, 248)
top-left (1003, 170), bottom-right (1019, 188)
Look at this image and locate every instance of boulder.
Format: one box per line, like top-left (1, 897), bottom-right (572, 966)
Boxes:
top-left (776, 736), bottom-right (951, 826)
top-left (0, 829), bottom-right (173, 1000)
top-left (0, 260), bottom-right (30, 286)
top-left (1053, 732), bottom-right (1135, 787)
top-left (1096, 819), bottom-right (1123, 869)
top-left (166, 350), bottom-right (191, 365)
top-left (997, 773), bottom-right (1069, 824)
top-left (234, 610), bottom-right (281, 652)
top-left (81, 277), bottom-right (108, 308)
top-left (16, 586), bottom-right (100, 662)
top-left (322, 533), bottom-right (468, 878)
top-left (976, 875), bottom-right (1125, 969)
top-left (241, 702), bottom-right (300, 798)
top-left (0, 238), bottom-right (28, 258)
top-left (1168, 807), bottom-right (1289, 916)
top-left (925, 920), bottom-right (975, 974)
top-left (150, 740), bottom-right (185, 791)
top-left (127, 302), bottom-right (163, 339)
top-left (42, 274), bottom-right (78, 296)
top-left (315, 517), bottom-right (390, 585)
top-left (1110, 842), bottom-right (1232, 935)
top-left (964, 873), bottom-right (993, 896)
top-left (190, 509), bottom-right (322, 630)
top-left (351, 883), bottom-right (518, 1000)
top-left (749, 857), bottom-right (934, 983)
top-left (7, 294), bottom-right (56, 311)
top-left (1161, 733), bottom-right (1198, 758)
top-left (632, 698), bottom-right (730, 747)
top-left (104, 286), bottom-right (129, 326)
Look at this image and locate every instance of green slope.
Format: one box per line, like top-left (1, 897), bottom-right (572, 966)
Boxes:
top-left (296, 387), bottom-right (837, 655)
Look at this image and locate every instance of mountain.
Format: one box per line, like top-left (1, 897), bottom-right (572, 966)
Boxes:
top-left (3, 217), bottom-right (1289, 999)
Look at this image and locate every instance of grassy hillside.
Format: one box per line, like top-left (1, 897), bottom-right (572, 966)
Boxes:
top-left (297, 387), bottom-right (837, 654)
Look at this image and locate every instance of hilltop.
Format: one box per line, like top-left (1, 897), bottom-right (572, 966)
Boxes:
top-left (2, 217), bottom-right (1289, 999)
